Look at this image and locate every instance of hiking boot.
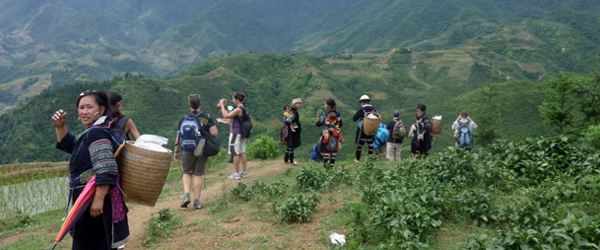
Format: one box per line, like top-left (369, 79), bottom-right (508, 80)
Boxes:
top-left (193, 199), bottom-right (203, 209)
top-left (180, 193), bottom-right (191, 208)
top-left (228, 172), bottom-right (241, 180)
top-left (194, 139), bottom-right (206, 157)
top-left (240, 171), bottom-right (248, 178)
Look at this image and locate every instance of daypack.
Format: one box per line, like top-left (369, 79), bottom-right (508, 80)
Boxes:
top-left (310, 141), bottom-right (323, 163)
top-left (391, 119), bottom-right (408, 140)
top-left (240, 107), bottom-right (253, 138)
top-left (202, 133), bottom-right (221, 157)
top-left (109, 117), bottom-right (130, 144)
top-left (455, 120), bottom-right (473, 150)
top-left (374, 124), bottom-right (388, 148)
top-left (179, 114), bottom-right (203, 152)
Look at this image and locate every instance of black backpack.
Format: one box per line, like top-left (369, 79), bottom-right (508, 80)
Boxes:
top-left (240, 107), bottom-right (253, 138)
top-left (109, 117), bottom-right (129, 144)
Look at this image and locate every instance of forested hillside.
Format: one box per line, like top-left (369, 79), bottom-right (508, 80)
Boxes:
top-left (1, 0), bottom-right (599, 109)
top-left (0, 51), bottom-right (562, 164)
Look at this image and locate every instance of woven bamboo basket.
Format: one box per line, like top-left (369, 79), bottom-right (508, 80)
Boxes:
top-left (362, 113), bottom-right (381, 136)
top-left (119, 141), bottom-right (172, 206)
top-left (431, 118), bottom-right (443, 135)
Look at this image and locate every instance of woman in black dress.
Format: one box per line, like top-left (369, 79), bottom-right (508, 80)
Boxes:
top-left (52, 90), bottom-right (129, 250)
top-left (316, 98), bottom-right (343, 170)
top-left (284, 98), bottom-right (302, 165)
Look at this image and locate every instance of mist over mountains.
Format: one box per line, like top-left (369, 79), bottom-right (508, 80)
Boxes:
top-left (1, 0), bottom-right (599, 106)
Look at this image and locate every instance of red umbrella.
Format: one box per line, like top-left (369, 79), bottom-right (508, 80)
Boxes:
top-left (50, 143), bottom-right (124, 250)
top-left (51, 175), bottom-right (96, 250)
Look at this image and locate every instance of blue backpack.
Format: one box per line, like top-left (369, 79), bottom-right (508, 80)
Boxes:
top-left (179, 114), bottom-right (203, 151)
top-left (456, 120), bottom-right (473, 150)
top-left (374, 123), bottom-right (388, 148)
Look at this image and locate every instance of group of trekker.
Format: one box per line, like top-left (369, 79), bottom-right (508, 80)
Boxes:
top-left (50, 89), bottom-right (477, 249)
top-left (281, 94), bottom-right (478, 170)
top-left (173, 92), bottom-right (251, 210)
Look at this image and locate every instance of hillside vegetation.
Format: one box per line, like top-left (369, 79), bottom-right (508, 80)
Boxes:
top-left (0, 50), bottom-right (565, 164)
top-left (1, 0), bottom-right (599, 108)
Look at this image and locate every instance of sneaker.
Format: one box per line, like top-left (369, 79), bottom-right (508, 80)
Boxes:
top-left (240, 171), bottom-right (248, 178)
top-left (193, 199), bottom-right (203, 209)
top-left (292, 161), bottom-right (298, 165)
top-left (227, 157), bottom-right (233, 163)
top-left (354, 159), bottom-right (360, 163)
top-left (180, 193), bottom-right (191, 208)
top-left (194, 139), bottom-right (206, 157)
top-left (228, 172), bottom-right (241, 180)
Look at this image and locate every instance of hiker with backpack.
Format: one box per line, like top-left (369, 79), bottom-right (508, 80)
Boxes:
top-left (352, 94), bottom-right (377, 162)
top-left (410, 104), bottom-right (433, 159)
top-left (386, 110), bottom-right (406, 162)
top-left (451, 109), bottom-right (477, 150)
top-left (316, 98), bottom-right (343, 170)
top-left (173, 94), bottom-right (218, 209)
top-left (216, 92), bottom-right (249, 180)
top-left (284, 98), bottom-right (302, 165)
top-left (52, 90), bottom-right (129, 250)
top-left (108, 92), bottom-right (140, 141)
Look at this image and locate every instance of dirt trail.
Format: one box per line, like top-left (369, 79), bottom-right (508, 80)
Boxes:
top-left (125, 159), bottom-right (325, 250)
top-left (0, 159), bottom-right (335, 249)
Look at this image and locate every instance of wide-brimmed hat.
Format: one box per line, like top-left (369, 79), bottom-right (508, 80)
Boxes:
top-left (292, 98), bottom-right (302, 105)
top-left (358, 94), bottom-right (371, 102)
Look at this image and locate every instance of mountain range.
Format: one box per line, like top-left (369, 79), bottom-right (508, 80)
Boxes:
top-left (0, 0), bottom-right (599, 163)
top-left (1, 0), bottom-right (599, 107)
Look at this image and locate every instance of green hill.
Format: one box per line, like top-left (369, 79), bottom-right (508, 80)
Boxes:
top-left (0, 52), bottom-right (557, 164)
top-left (1, 0), bottom-right (599, 110)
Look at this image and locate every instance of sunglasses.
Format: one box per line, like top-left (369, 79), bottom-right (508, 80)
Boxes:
top-left (79, 90), bottom-right (97, 96)
top-left (188, 94), bottom-right (200, 100)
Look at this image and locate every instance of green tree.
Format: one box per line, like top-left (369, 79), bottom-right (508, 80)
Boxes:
top-left (474, 84), bottom-right (501, 146)
top-left (573, 72), bottom-right (600, 126)
top-left (539, 72), bottom-right (581, 135)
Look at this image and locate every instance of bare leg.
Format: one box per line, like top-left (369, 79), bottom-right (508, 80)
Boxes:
top-left (193, 175), bottom-right (204, 200)
top-left (233, 154), bottom-right (240, 173)
top-left (240, 153), bottom-right (247, 171)
top-left (182, 173), bottom-right (192, 194)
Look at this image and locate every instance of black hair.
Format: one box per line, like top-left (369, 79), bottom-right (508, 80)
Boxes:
top-left (107, 91), bottom-right (124, 119)
top-left (233, 92), bottom-right (246, 102)
top-left (189, 95), bottom-right (201, 111)
top-left (77, 90), bottom-right (111, 116)
top-left (325, 98), bottom-right (336, 110)
top-left (283, 104), bottom-right (290, 111)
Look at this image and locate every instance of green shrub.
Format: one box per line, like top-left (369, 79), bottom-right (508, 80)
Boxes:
top-left (276, 193), bottom-right (320, 223)
top-left (231, 182), bottom-right (253, 202)
top-left (144, 209), bottom-right (182, 246)
top-left (247, 135), bottom-right (279, 160)
top-left (296, 166), bottom-right (325, 191)
top-left (450, 188), bottom-right (497, 226)
top-left (582, 124), bottom-right (600, 150)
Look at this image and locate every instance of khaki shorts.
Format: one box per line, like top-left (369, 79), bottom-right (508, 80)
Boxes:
top-left (386, 142), bottom-right (403, 161)
top-left (228, 133), bottom-right (246, 155)
top-left (181, 151), bottom-right (208, 176)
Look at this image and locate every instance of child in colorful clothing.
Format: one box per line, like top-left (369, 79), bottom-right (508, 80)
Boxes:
top-left (280, 104), bottom-right (291, 145)
top-left (316, 98), bottom-right (343, 170)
